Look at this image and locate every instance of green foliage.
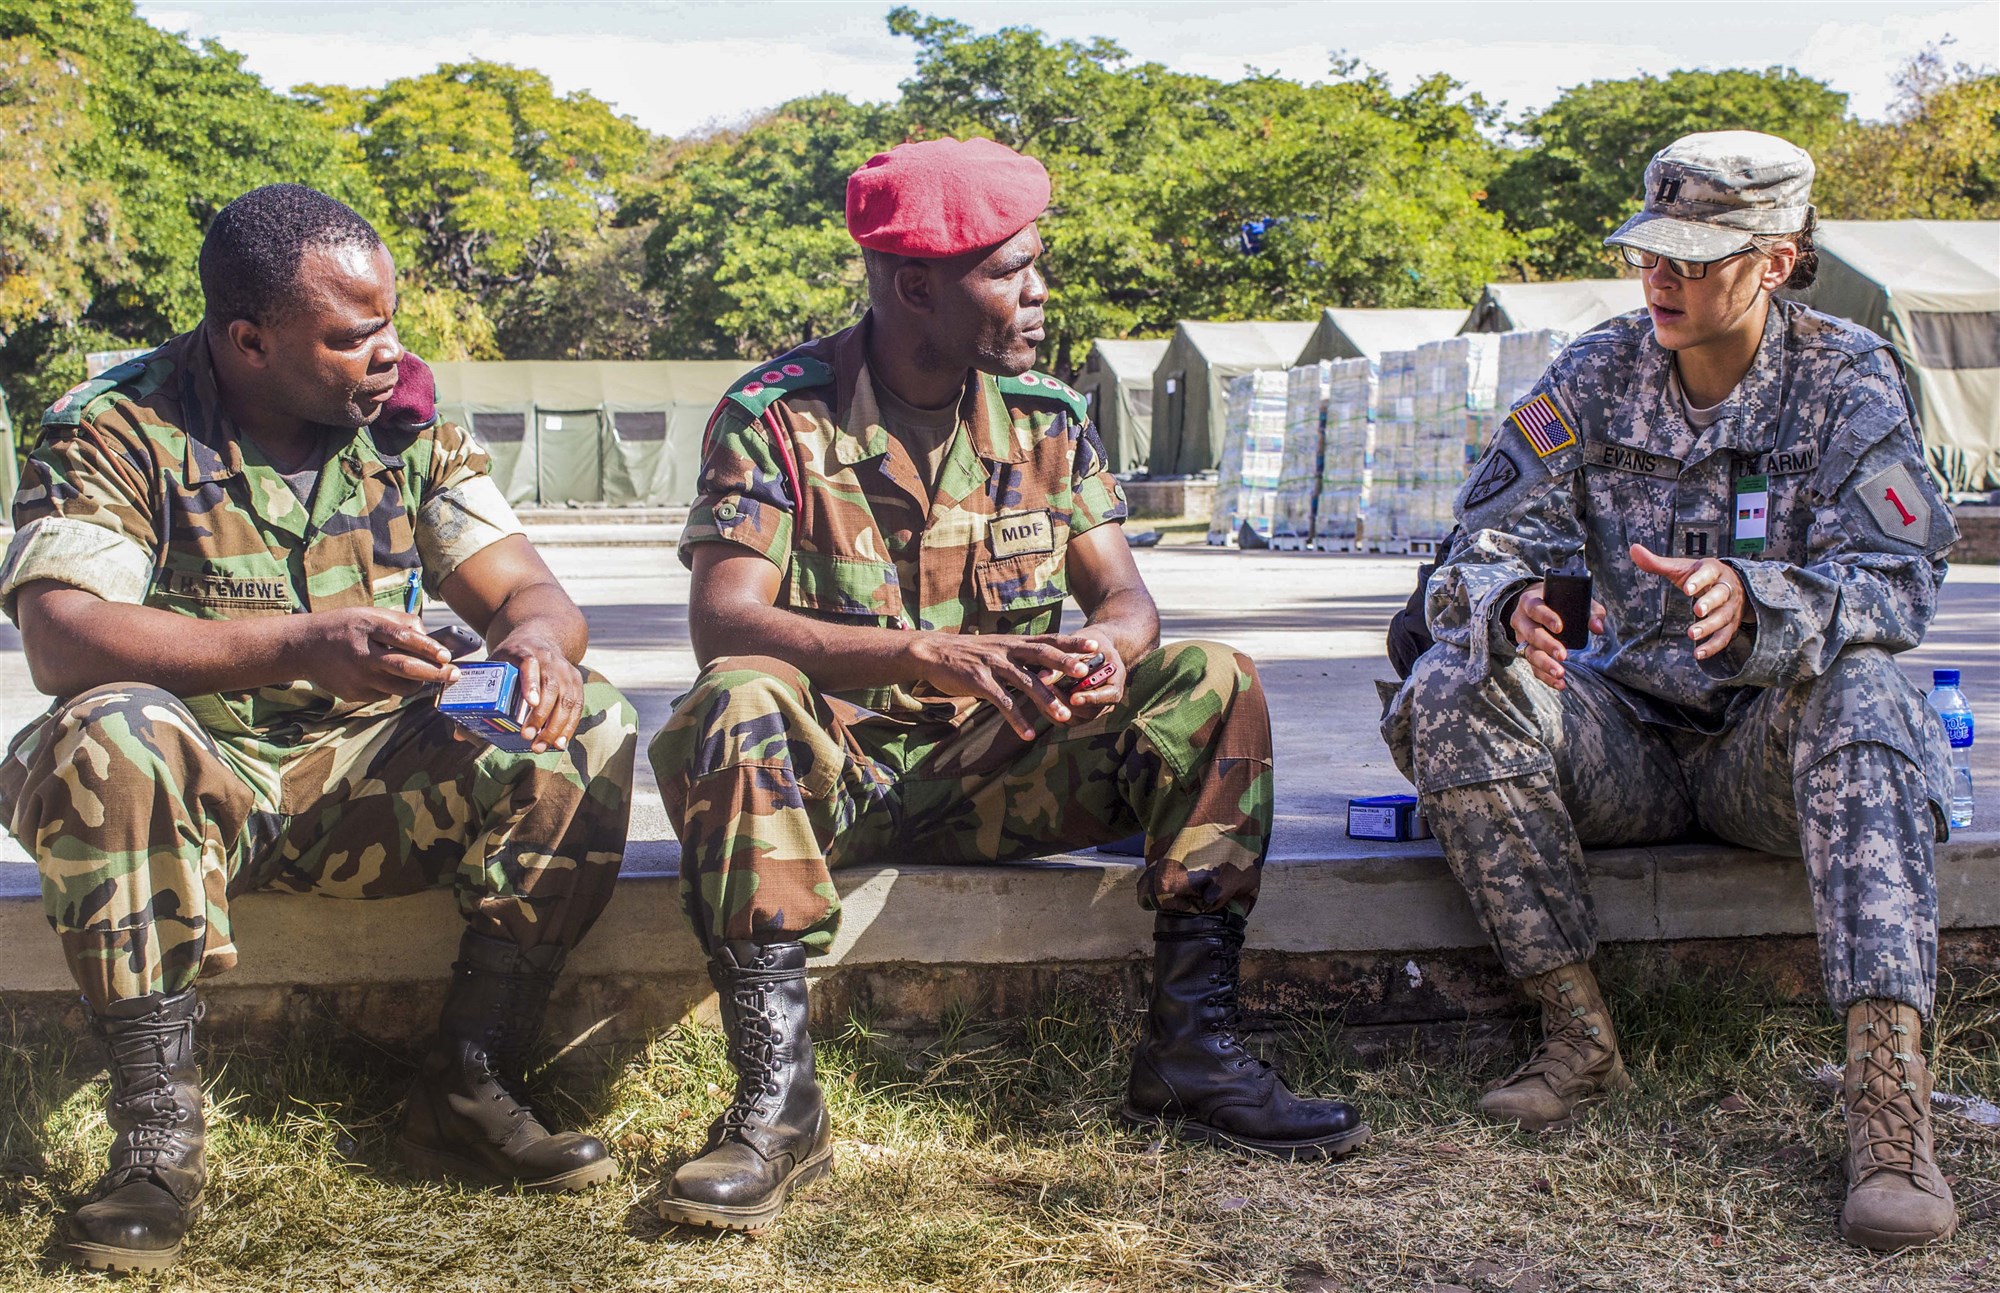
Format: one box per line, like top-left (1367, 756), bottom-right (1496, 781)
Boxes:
top-left (1819, 48), bottom-right (2000, 220)
top-left (0, 36), bottom-right (125, 343)
top-left (1487, 68), bottom-right (1851, 280)
top-left (636, 14), bottom-right (1519, 372)
top-left (495, 225), bottom-right (665, 361)
top-left (0, 0), bottom-right (375, 417)
top-left (626, 94), bottom-right (896, 359)
top-left (3, 3), bottom-right (1977, 432)
top-left (299, 62), bottom-right (648, 305)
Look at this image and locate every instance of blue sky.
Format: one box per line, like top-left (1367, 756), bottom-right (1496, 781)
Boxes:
top-left (137, 1), bottom-right (1999, 137)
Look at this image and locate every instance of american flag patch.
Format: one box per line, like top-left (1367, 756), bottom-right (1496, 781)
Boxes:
top-left (1511, 393), bottom-right (1577, 459)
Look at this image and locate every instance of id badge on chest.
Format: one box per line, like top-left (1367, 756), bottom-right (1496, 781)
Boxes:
top-left (1732, 473), bottom-right (1769, 556)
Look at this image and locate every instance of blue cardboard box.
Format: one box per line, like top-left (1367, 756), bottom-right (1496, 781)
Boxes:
top-left (1346, 794), bottom-right (1431, 842)
top-left (436, 661), bottom-right (538, 753)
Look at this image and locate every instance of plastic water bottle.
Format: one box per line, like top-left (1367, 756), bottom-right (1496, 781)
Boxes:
top-left (1926, 670), bottom-right (1974, 830)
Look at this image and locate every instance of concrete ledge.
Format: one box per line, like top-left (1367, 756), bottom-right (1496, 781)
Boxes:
top-left (1120, 477), bottom-right (1216, 521)
top-left (4, 834), bottom-right (1994, 1041)
top-left (1950, 503), bottom-right (1999, 564)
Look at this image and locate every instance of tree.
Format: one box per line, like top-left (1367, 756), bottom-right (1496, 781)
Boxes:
top-left (0, 36), bottom-right (125, 344)
top-left (495, 225), bottom-right (663, 360)
top-left (300, 62), bottom-right (648, 307)
top-left (1487, 69), bottom-right (1850, 280)
top-left (0, 0), bottom-right (379, 417)
top-left (881, 14), bottom-right (1516, 371)
top-left (1152, 72), bottom-right (1516, 323)
top-left (1819, 47), bottom-right (2000, 219)
top-left (625, 94), bottom-right (897, 359)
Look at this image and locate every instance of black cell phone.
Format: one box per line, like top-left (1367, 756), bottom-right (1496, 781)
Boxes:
top-left (1542, 571), bottom-right (1593, 650)
top-left (1059, 652), bottom-right (1113, 694)
top-left (428, 625), bottom-right (484, 660)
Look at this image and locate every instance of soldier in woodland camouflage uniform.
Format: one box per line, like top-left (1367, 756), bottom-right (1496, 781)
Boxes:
top-left (648, 137), bottom-right (1367, 1234)
top-left (0, 186), bottom-right (636, 1273)
top-left (1383, 133), bottom-right (1959, 1251)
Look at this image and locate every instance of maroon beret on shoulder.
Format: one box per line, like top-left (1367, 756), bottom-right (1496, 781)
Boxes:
top-left (845, 137), bottom-right (1050, 259)
top-left (378, 350), bottom-right (437, 431)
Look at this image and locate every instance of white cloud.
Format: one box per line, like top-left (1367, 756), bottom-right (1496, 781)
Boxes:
top-left (1353, 37), bottom-right (1689, 118)
top-left (1796, 3), bottom-right (1999, 119)
top-left (135, 1), bottom-right (2000, 137)
top-left (148, 23), bottom-right (913, 137)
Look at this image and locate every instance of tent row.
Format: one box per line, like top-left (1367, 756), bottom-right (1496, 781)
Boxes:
top-left (1112, 280), bottom-right (1646, 477)
top-left (429, 359), bottom-right (745, 507)
top-left (1099, 222), bottom-right (1998, 492)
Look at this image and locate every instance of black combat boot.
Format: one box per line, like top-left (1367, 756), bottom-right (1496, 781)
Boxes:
top-left (66, 988), bottom-right (206, 1273)
top-left (1124, 911), bottom-right (1372, 1159)
top-left (656, 941), bottom-right (832, 1231)
top-left (396, 930), bottom-right (616, 1190)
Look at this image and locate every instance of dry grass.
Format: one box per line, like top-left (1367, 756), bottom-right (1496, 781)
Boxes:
top-left (2, 966), bottom-right (1996, 1293)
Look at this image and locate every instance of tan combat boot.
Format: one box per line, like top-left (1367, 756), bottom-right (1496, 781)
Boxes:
top-left (1480, 962), bottom-right (1634, 1131)
top-left (1839, 999), bottom-right (1957, 1251)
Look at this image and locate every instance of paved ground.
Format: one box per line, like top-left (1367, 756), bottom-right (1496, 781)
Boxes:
top-left (2, 542), bottom-right (1994, 872)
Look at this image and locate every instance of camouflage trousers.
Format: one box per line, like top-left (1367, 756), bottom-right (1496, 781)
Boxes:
top-left (0, 674), bottom-right (638, 1009)
top-left (650, 640), bottom-right (1273, 954)
top-left (1384, 644), bottom-right (1947, 1015)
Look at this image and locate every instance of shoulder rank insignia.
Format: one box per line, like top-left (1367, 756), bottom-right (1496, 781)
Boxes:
top-left (723, 355), bottom-right (836, 419)
top-left (1509, 392), bottom-right (1577, 460)
top-left (42, 354), bottom-right (158, 428)
top-left (996, 370), bottom-right (1090, 423)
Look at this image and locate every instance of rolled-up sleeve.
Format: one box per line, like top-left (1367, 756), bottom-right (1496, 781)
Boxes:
top-left (414, 420), bottom-right (526, 589)
top-left (2, 419), bottom-right (160, 622)
top-left (678, 409), bottom-right (796, 571)
top-left (1068, 418), bottom-right (1128, 536)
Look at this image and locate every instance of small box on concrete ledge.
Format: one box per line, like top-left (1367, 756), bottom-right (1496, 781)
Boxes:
top-left (1347, 794), bottom-right (1431, 842)
top-left (437, 661), bottom-right (536, 752)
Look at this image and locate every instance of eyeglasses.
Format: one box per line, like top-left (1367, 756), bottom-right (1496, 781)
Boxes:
top-left (1619, 244), bottom-right (1758, 280)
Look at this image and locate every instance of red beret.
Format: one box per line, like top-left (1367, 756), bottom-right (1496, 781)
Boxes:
top-left (379, 351), bottom-right (437, 430)
top-left (845, 137), bottom-right (1050, 259)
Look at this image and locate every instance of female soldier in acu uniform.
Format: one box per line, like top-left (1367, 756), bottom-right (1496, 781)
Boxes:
top-left (1385, 132), bottom-right (1960, 1251)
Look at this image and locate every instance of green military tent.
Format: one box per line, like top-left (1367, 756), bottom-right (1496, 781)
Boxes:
top-left (1293, 308), bottom-right (1465, 365)
top-left (1785, 220), bottom-right (2000, 494)
top-left (1147, 320), bottom-right (1317, 476)
top-left (1459, 279), bottom-right (1646, 336)
top-left (429, 360), bottom-right (745, 507)
top-left (1074, 338), bottom-right (1168, 474)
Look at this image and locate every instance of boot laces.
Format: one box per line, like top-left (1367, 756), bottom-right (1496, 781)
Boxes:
top-left (463, 966), bottom-right (548, 1124)
top-left (719, 979), bottom-right (785, 1133)
top-left (1510, 977), bottom-right (1605, 1087)
top-left (100, 1019), bottom-right (193, 1183)
top-left (1850, 1020), bottom-right (1926, 1181)
top-left (1204, 941), bottom-right (1270, 1075)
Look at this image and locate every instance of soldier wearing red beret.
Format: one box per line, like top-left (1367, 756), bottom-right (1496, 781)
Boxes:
top-left (647, 136), bottom-right (1369, 1232)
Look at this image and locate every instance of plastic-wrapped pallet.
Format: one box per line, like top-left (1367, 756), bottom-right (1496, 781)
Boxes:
top-left (1370, 349), bottom-right (1418, 550)
top-left (1463, 333), bottom-right (1502, 458)
top-left (1406, 338), bottom-right (1466, 548)
top-left (1206, 376), bottom-right (1249, 545)
top-left (1216, 370), bottom-right (1296, 548)
top-left (1273, 362), bottom-right (1330, 550)
top-left (1313, 357), bottom-right (1374, 549)
top-left (1208, 370), bottom-right (1288, 545)
top-left (1495, 328), bottom-right (1571, 417)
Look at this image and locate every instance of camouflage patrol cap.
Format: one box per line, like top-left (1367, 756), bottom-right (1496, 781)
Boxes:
top-left (1605, 130), bottom-right (1814, 261)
